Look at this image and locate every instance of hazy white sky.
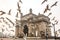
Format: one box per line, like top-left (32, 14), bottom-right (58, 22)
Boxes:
top-left (0, 0), bottom-right (60, 36)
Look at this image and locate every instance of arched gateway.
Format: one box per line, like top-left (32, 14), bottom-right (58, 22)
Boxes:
top-left (15, 8), bottom-right (51, 38)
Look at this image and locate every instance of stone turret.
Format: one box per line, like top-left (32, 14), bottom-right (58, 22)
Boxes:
top-left (29, 8), bottom-right (33, 14)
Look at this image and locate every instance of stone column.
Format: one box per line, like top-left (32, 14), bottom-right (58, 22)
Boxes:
top-left (18, 23), bottom-right (24, 38)
top-left (15, 25), bottom-right (19, 37)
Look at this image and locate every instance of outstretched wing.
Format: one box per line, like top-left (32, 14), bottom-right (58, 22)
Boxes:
top-left (52, 17), bottom-right (55, 20)
top-left (0, 11), bottom-right (6, 15)
top-left (16, 12), bottom-right (18, 17)
top-left (51, 1), bottom-right (58, 8)
top-left (10, 30), bottom-right (14, 32)
top-left (55, 20), bottom-right (58, 24)
top-left (44, 5), bottom-right (50, 13)
top-left (17, 2), bottom-right (21, 13)
top-left (8, 9), bottom-right (11, 15)
top-left (41, 0), bottom-right (47, 4)
top-left (48, 13), bottom-right (52, 16)
top-left (2, 28), bottom-right (5, 32)
top-left (6, 17), bottom-right (14, 26)
top-left (19, 0), bottom-right (22, 3)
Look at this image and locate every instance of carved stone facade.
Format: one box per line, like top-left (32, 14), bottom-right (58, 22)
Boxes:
top-left (15, 8), bottom-right (51, 38)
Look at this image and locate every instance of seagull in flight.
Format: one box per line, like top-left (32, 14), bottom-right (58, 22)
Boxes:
top-left (0, 11), bottom-right (6, 15)
top-left (8, 9), bottom-right (11, 15)
top-left (48, 13), bottom-right (52, 16)
top-left (19, 0), bottom-right (22, 3)
top-left (44, 5), bottom-right (50, 13)
top-left (51, 1), bottom-right (58, 8)
top-left (41, 0), bottom-right (47, 4)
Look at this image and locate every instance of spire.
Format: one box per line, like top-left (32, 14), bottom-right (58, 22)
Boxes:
top-left (29, 8), bottom-right (33, 14)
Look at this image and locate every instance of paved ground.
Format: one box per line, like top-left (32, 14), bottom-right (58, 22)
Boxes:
top-left (0, 37), bottom-right (60, 40)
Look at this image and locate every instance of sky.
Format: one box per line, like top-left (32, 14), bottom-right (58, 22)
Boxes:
top-left (0, 0), bottom-right (60, 36)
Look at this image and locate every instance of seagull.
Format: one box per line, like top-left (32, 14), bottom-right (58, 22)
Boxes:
top-left (41, 0), bottom-right (47, 4)
top-left (16, 12), bottom-right (18, 17)
top-left (3, 19), bottom-right (10, 26)
top-left (2, 25), bottom-right (5, 27)
top-left (7, 24), bottom-right (11, 28)
top-left (0, 17), bottom-right (4, 19)
top-left (17, 2), bottom-right (20, 9)
top-left (2, 28), bottom-right (5, 32)
top-left (0, 17), bottom-right (4, 22)
top-left (48, 13), bottom-right (52, 16)
top-left (19, 0), bottom-right (22, 3)
top-left (56, 21), bottom-right (58, 24)
top-left (6, 28), bottom-right (9, 31)
top-left (52, 23), bottom-right (55, 26)
top-left (9, 25), bottom-right (11, 28)
top-left (17, 2), bottom-right (21, 13)
top-left (8, 9), bottom-right (11, 15)
top-left (0, 11), bottom-right (5, 15)
top-left (55, 20), bottom-right (58, 24)
top-left (10, 30), bottom-right (14, 32)
top-left (44, 5), bottom-right (50, 13)
top-left (52, 17), bottom-right (55, 20)
top-left (4, 20), bottom-right (8, 25)
top-left (51, 1), bottom-right (58, 8)
top-left (6, 17), bottom-right (14, 26)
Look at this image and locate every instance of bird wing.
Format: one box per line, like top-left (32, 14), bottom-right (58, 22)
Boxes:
top-left (16, 12), bottom-right (18, 17)
top-left (17, 2), bottom-right (20, 9)
top-left (8, 9), bottom-right (11, 15)
top-left (48, 13), bottom-right (52, 16)
top-left (41, 0), bottom-right (45, 4)
top-left (44, 8), bottom-right (47, 13)
top-left (6, 28), bottom-right (9, 31)
top-left (0, 12), bottom-right (5, 15)
top-left (2, 28), bottom-right (5, 32)
top-left (6, 17), bottom-right (14, 26)
top-left (10, 30), bottom-right (14, 32)
top-left (51, 1), bottom-right (58, 8)
top-left (19, 0), bottom-right (22, 3)
top-left (47, 5), bottom-right (50, 10)
top-left (17, 2), bottom-right (21, 13)
top-left (52, 17), bottom-right (55, 20)
top-left (41, 0), bottom-right (47, 4)
top-left (51, 4), bottom-right (55, 7)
